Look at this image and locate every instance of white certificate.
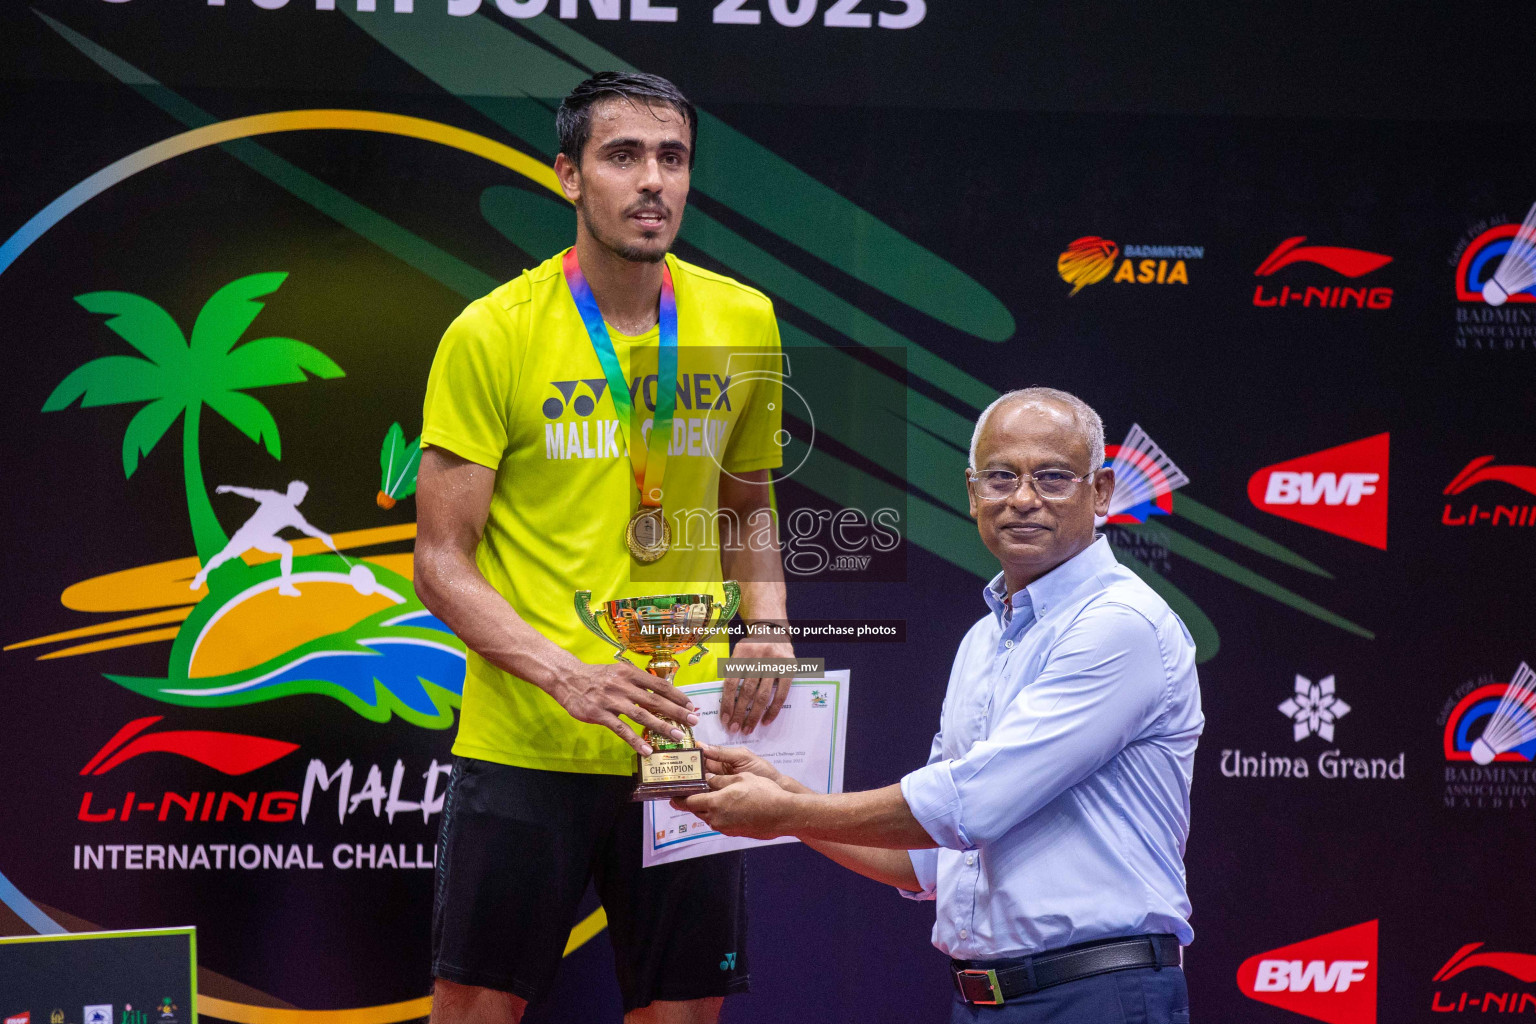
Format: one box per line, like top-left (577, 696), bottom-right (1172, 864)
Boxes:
top-left (642, 670), bottom-right (850, 867)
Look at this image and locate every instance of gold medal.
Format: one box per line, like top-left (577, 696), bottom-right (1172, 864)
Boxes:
top-left (626, 506), bottom-right (671, 563)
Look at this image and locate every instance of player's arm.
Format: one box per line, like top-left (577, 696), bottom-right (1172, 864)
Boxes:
top-left (215, 485), bottom-right (262, 499)
top-left (414, 446), bottom-right (699, 754)
top-left (293, 518), bottom-right (334, 546)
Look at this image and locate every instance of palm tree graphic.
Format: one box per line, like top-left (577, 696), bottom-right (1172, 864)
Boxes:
top-left (43, 271), bottom-right (344, 564)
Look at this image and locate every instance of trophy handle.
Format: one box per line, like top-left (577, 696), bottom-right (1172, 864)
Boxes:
top-left (689, 579), bottom-right (742, 666)
top-left (574, 590), bottom-right (630, 662)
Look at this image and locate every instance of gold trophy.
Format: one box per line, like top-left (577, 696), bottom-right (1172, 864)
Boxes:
top-left (574, 581), bottom-right (741, 801)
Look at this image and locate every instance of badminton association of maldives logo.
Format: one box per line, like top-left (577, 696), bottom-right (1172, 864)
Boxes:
top-left (1237, 920), bottom-right (1377, 1024)
top-left (1451, 202), bottom-right (1536, 351)
top-left (1247, 434), bottom-right (1389, 549)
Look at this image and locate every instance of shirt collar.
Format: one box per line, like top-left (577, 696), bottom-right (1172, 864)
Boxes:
top-left (983, 573), bottom-right (1032, 626)
top-left (981, 535), bottom-right (1117, 624)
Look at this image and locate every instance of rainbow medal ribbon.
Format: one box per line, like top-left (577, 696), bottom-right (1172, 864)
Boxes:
top-left (563, 248), bottom-right (679, 563)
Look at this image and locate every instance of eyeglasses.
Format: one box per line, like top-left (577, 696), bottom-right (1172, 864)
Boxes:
top-left (968, 468), bottom-right (1094, 502)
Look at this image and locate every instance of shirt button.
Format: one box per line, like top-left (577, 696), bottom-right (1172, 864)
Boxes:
top-left (965, 854), bottom-right (975, 866)
top-left (959, 929), bottom-right (969, 940)
top-left (1004, 640), bottom-right (1014, 649)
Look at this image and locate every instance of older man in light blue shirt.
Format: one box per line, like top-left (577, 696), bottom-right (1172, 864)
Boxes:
top-left (681, 387), bottom-right (1203, 1022)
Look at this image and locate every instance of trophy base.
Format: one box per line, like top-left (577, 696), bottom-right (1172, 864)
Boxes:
top-left (632, 745), bottom-right (707, 802)
top-left (631, 777), bottom-right (712, 802)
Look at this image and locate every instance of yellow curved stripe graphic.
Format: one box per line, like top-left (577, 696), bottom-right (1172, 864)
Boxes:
top-left (198, 908), bottom-right (608, 1024)
top-left (198, 996), bottom-right (432, 1024)
top-left (0, 110), bottom-right (562, 276)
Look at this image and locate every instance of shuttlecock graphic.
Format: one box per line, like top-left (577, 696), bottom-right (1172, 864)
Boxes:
top-left (377, 421), bottom-right (422, 510)
top-left (1058, 236), bottom-right (1119, 296)
top-left (1279, 674), bottom-right (1350, 742)
top-left (1471, 661), bottom-right (1536, 765)
top-left (1483, 202), bottom-right (1536, 306)
top-left (1101, 424), bottom-right (1190, 524)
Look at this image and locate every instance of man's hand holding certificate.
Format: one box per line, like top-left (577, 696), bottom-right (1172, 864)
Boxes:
top-left (641, 671), bottom-right (849, 867)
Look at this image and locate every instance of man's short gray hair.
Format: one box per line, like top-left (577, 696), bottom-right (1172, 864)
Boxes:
top-left (968, 388), bottom-right (1105, 472)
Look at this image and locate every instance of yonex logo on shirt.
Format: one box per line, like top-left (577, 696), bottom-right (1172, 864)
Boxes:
top-left (541, 375), bottom-right (734, 419)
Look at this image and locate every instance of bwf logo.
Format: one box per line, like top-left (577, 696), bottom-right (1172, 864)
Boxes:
top-left (1253, 960), bottom-right (1370, 994)
top-left (1262, 473), bottom-right (1378, 507)
top-left (1237, 920), bottom-right (1378, 1024)
top-left (1248, 434), bottom-right (1389, 549)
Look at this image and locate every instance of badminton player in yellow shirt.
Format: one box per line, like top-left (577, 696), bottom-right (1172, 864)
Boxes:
top-left (414, 71), bottom-right (794, 1024)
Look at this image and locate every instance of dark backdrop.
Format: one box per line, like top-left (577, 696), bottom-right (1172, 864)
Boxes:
top-left (2, 4), bottom-right (1534, 1023)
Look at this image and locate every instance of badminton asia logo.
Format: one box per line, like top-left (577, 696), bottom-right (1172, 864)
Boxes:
top-left (1251, 237), bottom-right (1394, 310)
top-left (1451, 202), bottom-right (1536, 351)
top-left (1431, 941), bottom-right (1536, 1015)
top-left (1237, 920), bottom-right (1377, 1024)
top-left (7, 274), bottom-right (466, 728)
top-left (1439, 662), bottom-right (1536, 810)
top-left (1441, 455), bottom-right (1536, 529)
top-left (1248, 434), bottom-right (1389, 550)
top-left (1056, 236), bottom-right (1204, 296)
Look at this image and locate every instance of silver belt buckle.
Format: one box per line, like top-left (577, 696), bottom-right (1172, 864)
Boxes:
top-left (957, 968), bottom-right (1004, 1005)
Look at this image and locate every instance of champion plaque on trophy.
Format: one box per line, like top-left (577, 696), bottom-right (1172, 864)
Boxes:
top-left (575, 582), bottom-right (741, 801)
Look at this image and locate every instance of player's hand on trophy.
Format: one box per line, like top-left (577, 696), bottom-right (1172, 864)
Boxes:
top-left (721, 628), bottom-right (795, 734)
top-left (699, 743), bottom-right (782, 784)
top-left (550, 662), bottom-right (699, 757)
top-left (673, 772), bottom-right (793, 840)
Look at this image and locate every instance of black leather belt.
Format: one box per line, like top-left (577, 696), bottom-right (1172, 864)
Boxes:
top-left (951, 934), bottom-right (1182, 1005)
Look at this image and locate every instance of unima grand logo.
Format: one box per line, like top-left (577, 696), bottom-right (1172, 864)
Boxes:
top-left (1441, 455), bottom-right (1536, 528)
top-left (1248, 434), bottom-right (1388, 549)
top-left (1221, 673), bottom-right (1403, 782)
top-left (1252, 237), bottom-right (1393, 310)
top-left (1056, 236), bottom-right (1204, 296)
top-left (1236, 920), bottom-right (1377, 1024)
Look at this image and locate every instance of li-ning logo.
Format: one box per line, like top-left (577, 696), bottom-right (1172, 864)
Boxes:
top-left (1431, 942), bottom-right (1536, 1014)
top-left (1248, 434), bottom-right (1389, 549)
top-left (1237, 920), bottom-right (1377, 1024)
top-left (1441, 456), bottom-right (1536, 528)
top-left (1252, 237), bottom-right (1393, 309)
top-left (80, 717), bottom-right (298, 776)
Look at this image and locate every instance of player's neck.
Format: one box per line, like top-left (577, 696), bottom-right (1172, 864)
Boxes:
top-left (573, 231), bottom-right (664, 336)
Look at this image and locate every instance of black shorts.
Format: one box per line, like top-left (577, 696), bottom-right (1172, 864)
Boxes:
top-left (430, 757), bottom-right (749, 1010)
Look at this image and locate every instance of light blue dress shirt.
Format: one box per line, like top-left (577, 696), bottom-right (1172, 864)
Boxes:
top-left (899, 535), bottom-right (1203, 960)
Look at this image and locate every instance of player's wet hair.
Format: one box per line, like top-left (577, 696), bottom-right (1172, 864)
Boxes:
top-left (557, 71), bottom-right (697, 169)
